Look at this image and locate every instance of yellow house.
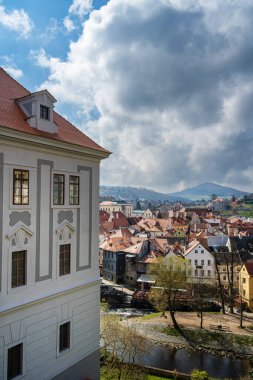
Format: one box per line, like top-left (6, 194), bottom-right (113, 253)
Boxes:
top-left (239, 263), bottom-right (253, 310)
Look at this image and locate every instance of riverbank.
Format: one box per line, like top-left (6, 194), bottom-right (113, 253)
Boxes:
top-left (126, 311), bottom-right (253, 359)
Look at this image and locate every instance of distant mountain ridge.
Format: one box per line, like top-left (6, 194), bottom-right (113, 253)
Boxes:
top-left (100, 182), bottom-right (249, 202)
top-left (100, 185), bottom-right (189, 202)
top-left (170, 182), bottom-right (249, 200)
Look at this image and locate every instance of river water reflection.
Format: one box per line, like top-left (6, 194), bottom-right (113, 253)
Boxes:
top-left (139, 344), bottom-right (252, 379)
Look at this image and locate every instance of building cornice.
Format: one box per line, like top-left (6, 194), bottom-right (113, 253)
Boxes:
top-left (0, 125), bottom-right (111, 161)
top-left (0, 279), bottom-right (101, 317)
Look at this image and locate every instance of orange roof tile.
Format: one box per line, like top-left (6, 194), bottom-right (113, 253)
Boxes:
top-left (100, 236), bottom-right (132, 252)
top-left (0, 67), bottom-right (109, 154)
top-left (140, 250), bottom-right (160, 264)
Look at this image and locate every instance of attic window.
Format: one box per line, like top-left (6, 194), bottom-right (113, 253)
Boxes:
top-left (40, 105), bottom-right (49, 120)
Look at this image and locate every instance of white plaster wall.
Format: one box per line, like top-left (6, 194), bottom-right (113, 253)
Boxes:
top-left (39, 164), bottom-right (51, 277)
top-left (0, 144), bottom-right (100, 312)
top-left (0, 283), bottom-right (100, 380)
top-left (186, 245), bottom-right (215, 281)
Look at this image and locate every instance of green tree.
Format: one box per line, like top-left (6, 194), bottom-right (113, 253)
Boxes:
top-left (101, 315), bottom-right (147, 380)
top-left (148, 256), bottom-right (191, 330)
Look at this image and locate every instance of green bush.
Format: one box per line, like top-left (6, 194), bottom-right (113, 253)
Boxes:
top-left (191, 369), bottom-right (209, 380)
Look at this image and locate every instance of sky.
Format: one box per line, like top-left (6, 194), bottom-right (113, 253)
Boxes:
top-left (1, 0), bottom-right (253, 193)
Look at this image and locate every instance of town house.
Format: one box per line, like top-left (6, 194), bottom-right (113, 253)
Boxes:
top-left (184, 240), bottom-right (215, 284)
top-left (239, 263), bottom-right (253, 310)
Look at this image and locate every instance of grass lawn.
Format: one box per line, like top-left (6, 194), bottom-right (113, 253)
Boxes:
top-left (158, 325), bottom-right (253, 348)
top-left (140, 312), bottom-right (161, 320)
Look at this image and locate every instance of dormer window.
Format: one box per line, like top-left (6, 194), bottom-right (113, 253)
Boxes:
top-left (16, 90), bottom-right (58, 133)
top-left (40, 105), bottom-right (49, 120)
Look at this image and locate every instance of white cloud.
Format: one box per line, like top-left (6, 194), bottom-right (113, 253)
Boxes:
top-left (2, 65), bottom-right (23, 79)
top-left (35, 0), bottom-right (253, 192)
top-left (63, 16), bottom-right (76, 32)
top-left (39, 18), bottom-right (60, 41)
top-left (0, 5), bottom-right (33, 38)
top-left (69, 0), bottom-right (93, 17)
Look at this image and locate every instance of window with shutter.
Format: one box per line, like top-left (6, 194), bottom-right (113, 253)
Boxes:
top-left (59, 322), bottom-right (70, 352)
top-left (7, 343), bottom-right (23, 379)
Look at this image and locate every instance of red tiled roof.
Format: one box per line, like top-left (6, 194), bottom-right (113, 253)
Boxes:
top-left (0, 67), bottom-right (109, 153)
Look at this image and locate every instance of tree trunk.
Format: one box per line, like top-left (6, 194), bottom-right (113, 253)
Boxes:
top-left (169, 309), bottom-right (180, 330)
top-left (214, 256), bottom-right (225, 314)
top-left (240, 297), bottom-right (243, 328)
top-left (224, 251), bottom-right (234, 314)
top-left (200, 299), bottom-right (203, 329)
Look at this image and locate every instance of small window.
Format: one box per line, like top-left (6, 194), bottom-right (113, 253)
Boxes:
top-left (201, 260), bottom-right (204, 265)
top-left (12, 251), bottom-right (26, 288)
top-left (243, 278), bottom-right (246, 284)
top-left (208, 270), bottom-right (211, 276)
top-left (208, 260), bottom-right (211, 266)
top-left (8, 343), bottom-right (23, 379)
top-left (59, 244), bottom-right (70, 276)
top-left (201, 250), bottom-right (204, 254)
top-left (201, 270), bottom-right (204, 276)
top-left (40, 105), bottom-right (49, 120)
top-left (53, 174), bottom-right (65, 205)
top-left (223, 275), bottom-right (226, 280)
top-left (195, 249), bottom-right (198, 253)
top-left (195, 260), bottom-right (198, 265)
top-left (69, 176), bottom-right (79, 205)
top-left (195, 269), bottom-right (198, 276)
top-left (13, 169), bottom-right (29, 205)
top-left (59, 322), bottom-right (70, 352)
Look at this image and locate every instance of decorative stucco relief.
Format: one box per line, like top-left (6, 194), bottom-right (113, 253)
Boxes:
top-left (9, 211), bottom-right (31, 227)
top-left (57, 210), bottom-right (73, 224)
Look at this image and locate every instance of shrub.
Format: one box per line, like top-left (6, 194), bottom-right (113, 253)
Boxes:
top-left (191, 369), bottom-right (209, 380)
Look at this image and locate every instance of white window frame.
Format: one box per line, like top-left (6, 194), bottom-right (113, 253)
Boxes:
top-left (9, 166), bottom-right (32, 210)
top-left (57, 319), bottom-right (72, 357)
top-left (4, 340), bottom-right (26, 380)
top-left (51, 171), bottom-right (80, 209)
top-left (8, 246), bottom-right (31, 295)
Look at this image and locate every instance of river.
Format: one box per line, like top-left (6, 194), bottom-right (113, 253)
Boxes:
top-left (139, 344), bottom-right (252, 379)
top-left (103, 307), bottom-right (252, 379)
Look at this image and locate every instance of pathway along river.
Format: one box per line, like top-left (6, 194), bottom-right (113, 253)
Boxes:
top-left (104, 307), bottom-right (252, 379)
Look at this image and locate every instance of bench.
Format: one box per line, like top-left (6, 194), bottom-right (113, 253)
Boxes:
top-left (209, 324), bottom-right (231, 332)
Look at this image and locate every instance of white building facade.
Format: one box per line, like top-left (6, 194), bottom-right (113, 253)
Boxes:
top-left (0, 68), bottom-right (109, 380)
top-left (184, 241), bottom-right (215, 284)
top-left (99, 201), bottom-right (133, 217)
